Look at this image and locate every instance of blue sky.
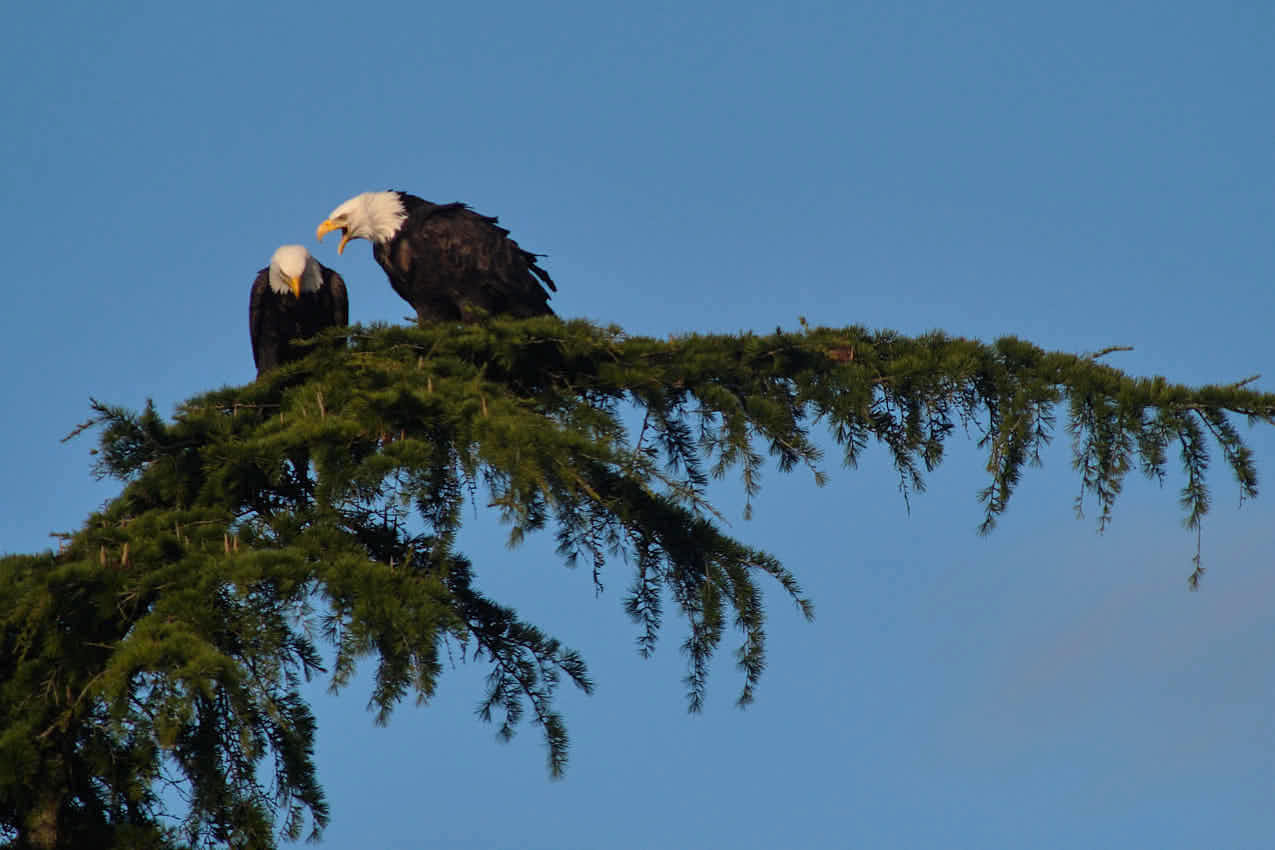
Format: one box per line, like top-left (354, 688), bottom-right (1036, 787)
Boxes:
top-left (2, 1), bottom-right (1273, 846)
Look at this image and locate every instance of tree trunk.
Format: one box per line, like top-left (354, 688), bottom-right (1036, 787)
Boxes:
top-left (24, 785), bottom-right (62, 850)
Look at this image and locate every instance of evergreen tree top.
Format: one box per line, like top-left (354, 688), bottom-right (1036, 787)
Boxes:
top-left (4, 317), bottom-right (1274, 848)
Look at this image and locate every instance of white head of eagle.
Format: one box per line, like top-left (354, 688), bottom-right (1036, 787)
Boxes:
top-left (268, 245), bottom-right (324, 298)
top-left (315, 191), bottom-right (408, 254)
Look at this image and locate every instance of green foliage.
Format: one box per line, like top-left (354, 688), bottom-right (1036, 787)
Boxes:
top-left (3, 317), bottom-right (1274, 848)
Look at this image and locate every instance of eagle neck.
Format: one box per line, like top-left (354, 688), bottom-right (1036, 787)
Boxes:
top-left (364, 191), bottom-right (409, 244)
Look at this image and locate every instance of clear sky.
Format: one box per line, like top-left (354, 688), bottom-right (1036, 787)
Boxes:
top-left (2, 1), bottom-right (1272, 847)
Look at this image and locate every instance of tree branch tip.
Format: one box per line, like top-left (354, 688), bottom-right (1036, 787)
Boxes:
top-left (1087, 345), bottom-right (1135, 360)
top-left (61, 416), bottom-right (102, 443)
top-left (1227, 374), bottom-right (1261, 390)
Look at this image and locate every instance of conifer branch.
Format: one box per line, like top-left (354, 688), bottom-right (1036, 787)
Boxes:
top-left (7, 317), bottom-right (1275, 847)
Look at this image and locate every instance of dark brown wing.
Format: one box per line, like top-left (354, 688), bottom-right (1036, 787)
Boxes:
top-left (249, 266), bottom-right (282, 376)
top-left (320, 265), bottom-right (349, 327)
top-left (379, 201), bottom-right (556, 322)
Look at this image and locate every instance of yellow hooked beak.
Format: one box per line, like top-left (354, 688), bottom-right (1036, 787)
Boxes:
top-left (288, 275), bottom-right (302, 298)
top-left (316, 219), bottom-right (354, 255)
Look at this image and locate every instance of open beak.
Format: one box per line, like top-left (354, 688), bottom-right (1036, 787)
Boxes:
top-left (316, 219), bottom-right (353, 255)
top-left (288, 276), bottom-right (302, 298)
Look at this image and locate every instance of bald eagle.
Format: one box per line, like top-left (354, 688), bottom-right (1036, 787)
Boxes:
top-left (249, 245), bottom-right (349, 377)
top-left (316, 191), bottom-right (556, 323)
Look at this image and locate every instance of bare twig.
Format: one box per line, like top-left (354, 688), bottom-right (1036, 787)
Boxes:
top-left (1086, 345), bottom-right (1134, 360)
top-left (61, 416), bottom-right (103, 444)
